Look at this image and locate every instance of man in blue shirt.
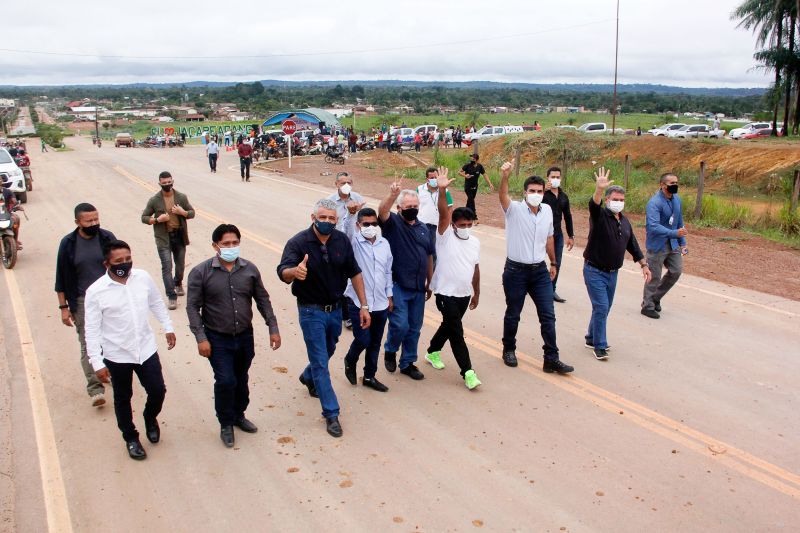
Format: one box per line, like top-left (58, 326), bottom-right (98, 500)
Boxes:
top-left (378, 179), bottom-right (434, 381)
top-left (642, 173), bottom-right (688, 319)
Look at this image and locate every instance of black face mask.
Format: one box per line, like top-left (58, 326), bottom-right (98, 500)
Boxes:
top-left (110, 262), bottom-right (133, 278)
top-left (400, 208), bottom-right (419, 222)
top-left (161, 184), bottom-right (173, 192)
top-left (83, 224), bottom-right (100, 237)
top-left (666, 184), bottom-right (679, 194)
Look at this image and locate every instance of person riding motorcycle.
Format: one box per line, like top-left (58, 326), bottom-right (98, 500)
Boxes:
top-left (1, 177), bottom-right (22, 250)
top-left (15, 149), bottom-right (31, 168)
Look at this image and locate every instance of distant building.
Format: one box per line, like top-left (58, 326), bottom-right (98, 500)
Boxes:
top-left (0, 98), bottom-right (15, 108)
top-left (183, 113), bottom-right (206, 122)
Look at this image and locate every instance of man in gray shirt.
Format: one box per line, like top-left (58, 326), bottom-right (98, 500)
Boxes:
top-left (186, 223), bottom-right (281, 449)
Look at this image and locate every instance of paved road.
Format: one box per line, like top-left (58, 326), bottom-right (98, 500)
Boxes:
top-left (2, 136), bottom-right (798, 532)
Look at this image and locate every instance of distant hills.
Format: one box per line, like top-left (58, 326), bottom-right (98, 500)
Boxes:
top-left (0, 79), bottom-right (766, 97)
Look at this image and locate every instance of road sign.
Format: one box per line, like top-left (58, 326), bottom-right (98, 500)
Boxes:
top-left (282, 120), bottom-right (297, 135)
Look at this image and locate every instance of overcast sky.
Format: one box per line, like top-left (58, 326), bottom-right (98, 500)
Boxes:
top-left (0, 0), bottom-right (769, 88)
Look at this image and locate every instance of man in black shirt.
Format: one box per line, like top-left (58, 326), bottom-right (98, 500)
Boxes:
top-left (542, 166), bottom-right (574, 303)
top-left (277, 199), bottom-right (370, 438)
top-left (459, 154), bottom-right (494, 219)
top-left (582, 168), bottom-right (651, 361)
top-left (187, 224), bottom-right (281, 448)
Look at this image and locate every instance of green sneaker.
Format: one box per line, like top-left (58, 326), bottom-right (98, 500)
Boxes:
top-left (424, 351), bottom-right (445, 370)
top-left (464, 370), bottom-right (481, 390)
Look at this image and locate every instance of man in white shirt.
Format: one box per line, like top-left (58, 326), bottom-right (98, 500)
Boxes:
top-left (498, 160), bottom-right (573, 375)
top-left (85, 240), bottom-right (176, 460)
top-left (423, 171), bottom-right (482, 389)
top-left (416, 167), bottom-right (454, 263)
top-left (341, 207), bottom-right (393, 392)
top-left (206, 138), bottom-right (219, 173)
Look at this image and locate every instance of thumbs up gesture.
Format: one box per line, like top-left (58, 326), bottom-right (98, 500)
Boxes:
top-left (295, 254), bottom-right (309, 281)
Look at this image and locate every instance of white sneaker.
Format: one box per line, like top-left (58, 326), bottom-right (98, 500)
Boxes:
top-left (91, 393), bottom-right (106, 407)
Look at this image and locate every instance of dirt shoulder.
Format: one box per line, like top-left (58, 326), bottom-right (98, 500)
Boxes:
top-left (257, 149), bottom-right (800, 302)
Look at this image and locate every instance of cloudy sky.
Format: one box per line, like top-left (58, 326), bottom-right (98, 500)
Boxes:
top-left (1, 0), bottom-right (769, 87)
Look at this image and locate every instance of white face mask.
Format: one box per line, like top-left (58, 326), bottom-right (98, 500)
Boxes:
top-left (428, 178), bottom-right (438, 188)
top-left (360, 225), bottom-right (379, 239)
top-left (339, 183), bottom-right (352, 195)
top-left (550, 178), bottom-right (561, 188)
top-left (607, 200), bottom-right (625, 214)
top-left (454, 226), bottom-right (471, 239)
top-left (526, 193), bottom-right (544, 207)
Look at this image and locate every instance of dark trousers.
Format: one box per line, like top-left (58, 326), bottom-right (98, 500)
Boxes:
top-left (552, 232), bottom-right (564, 291)
top-left (206, 328), bottom-right (255, 426)
top-left (427, 295), bottom-right (472, 376)
top-left (501, 260), bottom-right (559, 361)
top-left (345, 303), bottom-right (389, 379)
top-left (465, 185), bottom-right (478, 217)
top-left (425, 223), bottom-right (438, 264)
top-left (208, 153), bottom-right (218, 171)
top-left (240, 157), bottom-right (251, 178)
top-left (104, 354), bottom-right (166, 442)
top-left (157, 231), bottom-right (186, 299)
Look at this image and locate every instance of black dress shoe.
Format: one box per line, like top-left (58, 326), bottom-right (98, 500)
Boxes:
top-left (234, 417), bottom-right (258, 433)
top-left (400, 363), bottom-right (424, 380)
top-left (654, 301), bottom-right (662, 312)
top-left (299, 374), bottom-right (319, 398)
top-left (126, 439), bottom-right (147, 460)
top-left (384, 351), bottom-right (397, 373)
top-left (543, 359), bottom-right (575, 374)
top-left (144, 418), bottom-right (160, 444)
top-left (553, 292), bottom-right (566, 303)
top-left (220, 425), bottom-right (235, 448)
top-left (362, 376), bottom-right (389, 392)
top-left (344, 361), bottom-right (357, 385)
top-left (502, 350), bottom-right (518, 367)
top-left (326, 416), bottom-right (343, 438)
top-left (641, 308), bottom-right (660, 319)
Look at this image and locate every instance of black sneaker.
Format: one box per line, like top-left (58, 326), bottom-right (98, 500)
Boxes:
top-left (502, 350), bottom-right (518, 367)
top-left (543, 359), bottom-right (574, 374)
top-left (641, 308), bottom-right (660, 319)
top-left (344, 361), bottom-right (357, 385)
top-left (298, 374), bottom-right (318, 398)
top-left (593, 348), bottom-right (609, 361)
top-left (585, 341), bottom-right (612, 351)
top-left (384, 351), bottom-right (397, 373)
top-left (400, 364), bottom-right (425, 380)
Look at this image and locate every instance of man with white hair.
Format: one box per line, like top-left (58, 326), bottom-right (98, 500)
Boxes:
top-left (277, 198), bottom-right (371, 438)
top-left (378, 180), bottom-right (434, 381)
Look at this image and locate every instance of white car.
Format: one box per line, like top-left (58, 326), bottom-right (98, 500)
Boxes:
top-left (577, 122), bottom-right (608, 133)
top-left (728, 122), bottom-right (771, 140)
top-left (0, 148), bottom-right (27, 203)
top-left (667, 124), bottom-right (725, 139)
top-left (647, 123), bottom-right (686, 136)
top-left (414, 124), bottom-right (438, 136)
top-left (463, 125), bottom-right (523, 144)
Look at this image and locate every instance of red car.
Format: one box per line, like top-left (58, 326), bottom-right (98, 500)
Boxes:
top-left (742, 127), bottom-right (784, 139)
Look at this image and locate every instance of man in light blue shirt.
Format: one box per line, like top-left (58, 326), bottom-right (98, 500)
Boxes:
top-left (642, 172), bottom-right (688, 319)
top-left (341, 207), bottom-right (393, 392)
top-left (326, 172), bottom-right (365, 230)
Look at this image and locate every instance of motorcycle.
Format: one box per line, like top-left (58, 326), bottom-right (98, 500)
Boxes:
top-left (0, 203), bottom-right (19, 269)
top-left (324, 146), bottom-right (346, 165)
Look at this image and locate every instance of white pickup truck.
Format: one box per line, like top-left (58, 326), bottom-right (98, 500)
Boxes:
top-left (462, 125), bottom-right (523, 145)
top-left (666, 124), bottom-right (725, 139)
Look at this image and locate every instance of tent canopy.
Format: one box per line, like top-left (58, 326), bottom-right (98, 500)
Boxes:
top-left (262, 108), bottom-right (342, 131)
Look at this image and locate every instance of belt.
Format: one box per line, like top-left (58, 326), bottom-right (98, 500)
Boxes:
top-left (298, 301), bottom-right (341, 312)
top-left (505, 258), bottom-right (545, 270)
top-left (585, 261), bottom-right (617, 273)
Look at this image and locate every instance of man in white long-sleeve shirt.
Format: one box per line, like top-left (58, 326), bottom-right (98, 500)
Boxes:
top-left (85, 240), bottom-right (176, 460)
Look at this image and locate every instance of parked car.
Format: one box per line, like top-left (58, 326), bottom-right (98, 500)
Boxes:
top-left (556, 125), bottom-right (578, 130)
top-left (577, 122), bottom-right (608, 133)
top-left (728, 122), bottom-right (772, 140)
top-left (742, 127), bottom-right (784, 139)
top-left (462, 125), bottom-right (524, 144)
top-left (667, 124), bottom-right (725, 139)
top-left (647, 123), bottom-right (687, 136)
top-left (115, 132), bottom-right (134, 147)
top-left (0, 148), bottom-right (28, 203)
top-left (414, 124), bottom-right (438, 136)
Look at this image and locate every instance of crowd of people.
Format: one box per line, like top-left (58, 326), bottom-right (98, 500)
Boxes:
top-left (53, 159), bottom-right (689, 459)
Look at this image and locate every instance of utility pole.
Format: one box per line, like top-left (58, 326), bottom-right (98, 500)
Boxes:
top-left (611, 0), bottom-right (620, 135)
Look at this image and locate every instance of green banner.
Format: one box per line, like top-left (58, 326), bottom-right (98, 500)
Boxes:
top-left (150, 124), bottom-right (254, 137)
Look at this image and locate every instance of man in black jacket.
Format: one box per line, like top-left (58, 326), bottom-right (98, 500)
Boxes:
top-left (542, 166), bottom-right (574, 303)
top-left (54, 203), bottom-right (116, 407)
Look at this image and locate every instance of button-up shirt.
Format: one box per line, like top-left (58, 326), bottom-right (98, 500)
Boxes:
top-left (326, 190), bottom-right (365, 230)
top-left (187, 256), bottom-right (279, 344)
top-left (84, 269), bottom-right (174, 371)
top-left (542, 189), bottom-right (574, 238)
top-left (583, 199), bottom-right (644, 270)
top-left (379, 212), bottom-right (433, 292)
top-left (645, 190), bottom-right (686, 252)
top-left (503, 201), bottom-right (553, 264)
top-left (341, 215), bottom-right (393, 311)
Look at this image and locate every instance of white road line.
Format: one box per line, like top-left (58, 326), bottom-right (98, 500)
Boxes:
top-left (2, 268), bottom-right (73, 533)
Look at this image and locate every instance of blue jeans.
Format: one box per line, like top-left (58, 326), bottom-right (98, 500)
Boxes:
top-left (501, 260), bottom-right (559, 361)
top-left (384, 283), bottom-right (426, 369)
top-left (205, 328), bottom-right (255, 426)
top-left (299, 305), bottom-right (343, 419)
top-left (552, 233), bottom-right (564, 291)
top-left (345, 304), bottom-right (389, 379)
top-left (157, 231), bottom-right (186, 299)
top-left (583, 263), bottom-right (618, 350)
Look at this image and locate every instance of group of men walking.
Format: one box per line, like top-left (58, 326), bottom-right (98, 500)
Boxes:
top-left (54, 158), bottom-right (688, 457)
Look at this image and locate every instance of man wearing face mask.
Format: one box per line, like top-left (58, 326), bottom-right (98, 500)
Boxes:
top-left (84, 240), bottom-right (176, 460)
top-left (378, 180), bottom-right (434, 381)
top-left (641, 173), bottom-right (688, 319)
top-left (278, 200), bottom-right (370, 438)
top-left (498, 160), bottom-right (573, 374)
top-left (416, 166), bottom-right (454, 263)
top-left (542, 166), bottom-right (575, 303)
top-left (583, 168), bottom-right (651, 361)
top-left (340, 207), bottom-right (393, 392)
top-left (187, 224), bottom-right (281, 448)
top-left (55, 203), bottom-right (117, 408)
top-left (141, 171), bottom-right (195, 310)
top-left (423, 171), bottom-right (482, 389)
top-left (327, 172), bottom-right (364, 230)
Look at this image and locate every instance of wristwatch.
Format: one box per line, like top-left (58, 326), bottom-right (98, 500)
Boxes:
top-left (361, 305), bottom-right (370, 311)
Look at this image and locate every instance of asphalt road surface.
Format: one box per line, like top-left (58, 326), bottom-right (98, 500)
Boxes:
top-left (2, 137), bottom-right (798, 532)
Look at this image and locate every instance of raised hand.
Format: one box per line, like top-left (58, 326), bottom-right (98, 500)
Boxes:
top-left (347, 200), bottom-right (366, 214)
top-left (295, 254), bottom-right (309, 281)
top-left (594, 167), bottom-right (613, 189)
top-left (500, 159), bottom-right (515, 179)
top-left (437, 166), bottom-right (449, 180)
top-left (390, 178), bottom-right (403, 196)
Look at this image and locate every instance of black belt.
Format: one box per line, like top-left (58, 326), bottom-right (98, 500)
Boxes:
top-left (298, 301), bottom-right (341, 312)
top-left (505, 259), bottom-right (545, 270)
top-left (585, 261), bottom-right (617, 273)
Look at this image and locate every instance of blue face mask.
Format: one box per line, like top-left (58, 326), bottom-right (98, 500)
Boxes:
top-left (315, 220), bottom-right (336, 235)
top-left (218, 246), bottom-right (240, 262)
